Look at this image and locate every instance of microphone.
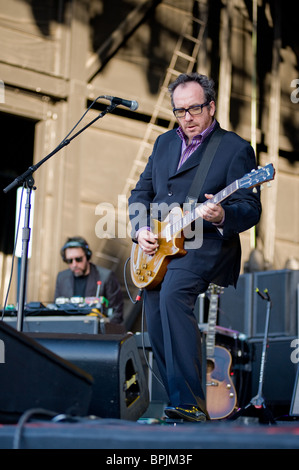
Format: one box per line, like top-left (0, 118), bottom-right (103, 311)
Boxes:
top-left (103, 95), bottom-right (139, 111)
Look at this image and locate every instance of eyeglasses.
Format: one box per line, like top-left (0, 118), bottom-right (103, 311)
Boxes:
top-left (173, 101), bottom-right (210, 118)
top-left (65, 256), bottom-right (84, 264)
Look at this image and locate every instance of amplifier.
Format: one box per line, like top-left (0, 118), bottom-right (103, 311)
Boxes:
top-left (3, 315), bottom-right (103, 334)
top-left (219, 270), bottom-right (299, 337)
top-left (249, 336), bottom-right (297, 406)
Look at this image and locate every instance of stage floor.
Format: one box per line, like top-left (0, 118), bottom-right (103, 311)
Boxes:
top-left (1, 406), bottom-right (299, 451)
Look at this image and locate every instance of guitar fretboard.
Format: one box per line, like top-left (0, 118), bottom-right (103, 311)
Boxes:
top-left (206, 294), bottom-right (219, 358)
top-left (169, 180), bottom-right (239, 237)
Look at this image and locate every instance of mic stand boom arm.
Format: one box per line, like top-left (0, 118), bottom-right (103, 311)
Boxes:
top-left (3, 102), bottom-right (117, 331)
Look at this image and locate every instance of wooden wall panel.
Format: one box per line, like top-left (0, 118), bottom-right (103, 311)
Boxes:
top-left (0, 26), bottom-right (59, 75)
top-left (80, 124), bottom-right (143, 204)
top-left (0, 0), bottom-right (69, 78)
top-left (275, 173), bottom-right (299, 244)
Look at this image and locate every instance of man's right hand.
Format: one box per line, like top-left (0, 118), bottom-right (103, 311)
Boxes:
top-left (137, 229), bottom-right (159, 256)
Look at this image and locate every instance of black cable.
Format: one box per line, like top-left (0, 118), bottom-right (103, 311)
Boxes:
top-left (123, 256), bottom-right (165, 393)
top-left (140, 300), bottom-right (165, 391)
top-left (1, 186), bottom-right (24, 320)
top-left (123, 256), bottom-right (143, 304)
top-left (12, 408), bottom-right (59, 449)
top-left (46, 95), bottom-right (108, 156)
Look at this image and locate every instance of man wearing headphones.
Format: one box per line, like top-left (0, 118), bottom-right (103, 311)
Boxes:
top-left (54, 236), bottom-right (124, 324)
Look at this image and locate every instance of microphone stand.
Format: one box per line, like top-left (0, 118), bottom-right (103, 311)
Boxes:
top-left (3, 100), bottom-right (117, 332)
top-left (230, 288), bottom-right (276, 424)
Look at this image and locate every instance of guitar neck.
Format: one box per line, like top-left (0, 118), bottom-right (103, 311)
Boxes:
top-left (160, 163), bottom-right (275, 242)
top-left (170, 180), bottom-right (239, 236)
top-left (164, 163), bottom-right (275, 238)
top-left (206, 293), bottom-right (219, 358)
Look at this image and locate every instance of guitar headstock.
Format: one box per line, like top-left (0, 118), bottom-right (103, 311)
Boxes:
top-left (238, 163), bottom-right (275, 190)
top-left (207, 283), bottom-right (224, 296)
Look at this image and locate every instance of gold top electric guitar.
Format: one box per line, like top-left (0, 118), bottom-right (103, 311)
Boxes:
top-left (130, 164), bottom-right (275, 290)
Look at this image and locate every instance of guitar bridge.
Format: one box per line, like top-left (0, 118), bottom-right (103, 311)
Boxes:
top-left (206, 381), bottom-right (219, 387)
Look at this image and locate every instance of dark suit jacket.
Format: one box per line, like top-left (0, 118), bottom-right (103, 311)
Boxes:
top-left (128, 122), bottom-right (262, 287)
top-left (54, 263), bottom-right (124, 323)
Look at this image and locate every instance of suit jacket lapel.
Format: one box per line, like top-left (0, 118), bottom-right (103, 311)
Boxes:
top-left (167, 137), bottom-right (181, 178)
top-left (167, 122), bottom-right (221, 178)
top-left (169, 140), bottom-right (207, 179)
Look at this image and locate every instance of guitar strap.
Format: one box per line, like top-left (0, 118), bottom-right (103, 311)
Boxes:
top-left (185, 127), bottom-right (226, 208)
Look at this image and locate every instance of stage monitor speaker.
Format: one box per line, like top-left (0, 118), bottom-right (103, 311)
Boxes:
top-left (28, 332), bottom-right (149, 421)
top-left (249, 336), bottom-right (297, 407)
top-left (0, 321), bottom-right (93, 424)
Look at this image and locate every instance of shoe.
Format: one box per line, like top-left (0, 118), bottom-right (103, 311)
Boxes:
top-left (164, 405), bottom-right (207, 422)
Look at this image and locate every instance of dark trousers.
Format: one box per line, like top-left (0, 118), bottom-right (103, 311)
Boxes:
top-left (144, 268), bottom-right (209, 414)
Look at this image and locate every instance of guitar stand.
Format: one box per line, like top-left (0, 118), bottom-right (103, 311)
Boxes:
top-left (230, 288), bottom-right (276, 425)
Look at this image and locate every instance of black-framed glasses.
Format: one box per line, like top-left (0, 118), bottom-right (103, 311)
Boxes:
top-left (173, 101), bottom-right (210, 118)
top-left (65, 256), bottom-right (84, 264)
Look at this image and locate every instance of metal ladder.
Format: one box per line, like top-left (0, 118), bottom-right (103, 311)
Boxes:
top-left (97, 4), bottom-right (207, 271)
top-left (122, 6), bottom-right (207, 200)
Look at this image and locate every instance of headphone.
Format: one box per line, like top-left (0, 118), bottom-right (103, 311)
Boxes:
top-left (60, 236), bottom-right (92, 261)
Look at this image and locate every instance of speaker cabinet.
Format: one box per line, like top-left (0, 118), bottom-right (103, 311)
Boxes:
top-left (290, 366), bottom-right (299, 416)
top-left (28, 332), bottom-right (149, 421)
top-left (252, 270), bottom-right (299, 337)
top-left (218, 273), bottom-right (253, 335)
top-left (219, 270), bottom-right (299, 337)
top-left (0, 321), bottom-right (93, 423)
top-left (249, 336), bottom-right (297, 406)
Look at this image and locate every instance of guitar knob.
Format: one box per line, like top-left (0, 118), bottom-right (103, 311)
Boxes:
top-left (142, 264), bottom-right (148, 269)
top-left (147, 271), bottom-right (152, 276)
top-left (135, 269), bottom-right (141, 275)
top-left (138, 276), bottom-right (144, 281)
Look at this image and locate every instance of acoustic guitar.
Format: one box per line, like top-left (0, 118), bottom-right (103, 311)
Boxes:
top-left (205, 284), bottom-right (237, 420)
top-left (130, 164), bottom-right (275, 290)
